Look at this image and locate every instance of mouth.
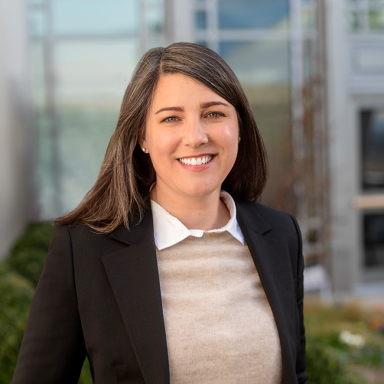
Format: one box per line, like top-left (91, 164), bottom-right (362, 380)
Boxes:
top-left (177, 154), bottom-right (215, 165)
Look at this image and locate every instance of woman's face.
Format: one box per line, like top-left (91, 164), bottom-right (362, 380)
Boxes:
top-left (142, 73), bottom-right (239, 200)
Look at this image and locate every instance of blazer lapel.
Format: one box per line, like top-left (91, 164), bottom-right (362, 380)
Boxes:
top-left (236, 200), bottom-right (297, 384)
top-left (100, 206), bottom-right (170, 384)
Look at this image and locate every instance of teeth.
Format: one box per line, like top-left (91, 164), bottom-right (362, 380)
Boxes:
top-left (178, 155), bottom-right (213, 165)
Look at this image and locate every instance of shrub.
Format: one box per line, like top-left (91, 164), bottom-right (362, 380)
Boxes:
top-left (306, 343), bottom-right (365, 384)
top-left (2, 223), bottom-right (92, 383)
top-left (304, 301), bottom-right (384, 383)
top-left (6, 222), bottom-right (53, 287)
top-left (0, 263), bottom-right (34, 383)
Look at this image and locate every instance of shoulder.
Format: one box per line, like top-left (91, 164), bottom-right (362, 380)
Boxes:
top-left (236, 199), bottom-right (298, 235)
top-left (235, 199), bottom-right (302, 259)
top-left (52, 223), bottom-right (125, 257)
top-left (52, 223), bottom-right (102, 243)
top-left (243, 200), bottom-right (292, 219)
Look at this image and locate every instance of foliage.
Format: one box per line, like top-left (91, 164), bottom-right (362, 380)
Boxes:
top-left (304, 301), bottom-right (384, 383)
top-left (1, 222), bottom-right (92, 383)
top-left (306, 343), bottom-right (365, 384)
top-left (78, 358), bottom-right (93, 384)
top-left (0, 264), bottom-right (34, 383)
top-left (5, 222), bottom-right (54, 287)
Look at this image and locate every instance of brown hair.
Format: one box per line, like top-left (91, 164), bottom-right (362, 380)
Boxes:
top-left (54, 42), bottom-right (268, 233)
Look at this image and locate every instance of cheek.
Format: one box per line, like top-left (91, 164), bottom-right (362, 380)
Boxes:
top-left (219, 124), bottom-right (239, 158)
top-left (146, 126), bottom-right (179, 168)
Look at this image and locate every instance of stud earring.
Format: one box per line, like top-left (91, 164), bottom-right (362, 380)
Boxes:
top-left (238, 137), bottom-right (241, 143)
top-left (142, 148), bottom-right (146, 152)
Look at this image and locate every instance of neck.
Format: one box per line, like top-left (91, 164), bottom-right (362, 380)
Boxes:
top-left (150, 183), bottom-right (230, 231)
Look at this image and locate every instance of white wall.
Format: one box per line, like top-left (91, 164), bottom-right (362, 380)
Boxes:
top-left (0, 0), bottom-right (32, 259)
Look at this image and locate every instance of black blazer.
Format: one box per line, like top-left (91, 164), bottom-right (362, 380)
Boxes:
top-left (12, 199), bottom-right (308, 384)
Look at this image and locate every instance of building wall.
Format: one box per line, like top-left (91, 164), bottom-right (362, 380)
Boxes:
top-left (0, 0), bottom-right (31, 259)
top-left (327, 0), bottom-right (384, 295)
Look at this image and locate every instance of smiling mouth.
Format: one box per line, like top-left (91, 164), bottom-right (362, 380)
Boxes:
top-left (178, 155), bottom-right (214, 165)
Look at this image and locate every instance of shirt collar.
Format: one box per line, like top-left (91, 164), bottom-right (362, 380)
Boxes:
top-left (151, 191), bottom-right (245, 250)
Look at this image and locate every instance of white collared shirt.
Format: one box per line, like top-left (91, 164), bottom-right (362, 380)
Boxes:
top-left (150, 191), bottom-right (245, 250)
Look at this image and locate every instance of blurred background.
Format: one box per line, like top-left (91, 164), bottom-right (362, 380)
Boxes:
top-left (0, 0), bottom-right (384, 382)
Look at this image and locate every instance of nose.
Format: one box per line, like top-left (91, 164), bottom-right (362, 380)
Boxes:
top-left (182, 117), bottom-right (208, 148)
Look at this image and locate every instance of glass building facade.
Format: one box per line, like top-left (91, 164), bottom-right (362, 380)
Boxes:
top-left (347, 0), bottom-right (384, 31)
top-left (29, 0), bottom-right (165, 219)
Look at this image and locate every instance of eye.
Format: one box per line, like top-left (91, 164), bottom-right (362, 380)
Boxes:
top-left (163, 116), bottom-right (179, 123)
top-left (206, 112), bottom-right (223, 118)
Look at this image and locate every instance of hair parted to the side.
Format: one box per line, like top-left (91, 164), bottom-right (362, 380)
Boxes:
top-left (53, 42), bottom-right (269, 233)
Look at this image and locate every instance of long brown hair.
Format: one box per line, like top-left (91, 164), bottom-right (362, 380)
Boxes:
top-left (54, 42), bottom-right (269, 233)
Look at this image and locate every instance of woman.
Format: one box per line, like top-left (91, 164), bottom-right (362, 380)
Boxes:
top-left (12, 43), bottom-right (308, 384)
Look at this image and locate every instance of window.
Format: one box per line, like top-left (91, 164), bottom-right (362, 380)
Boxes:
top-left (195, 10), bottom-right (207, 29)
top-left (347, 0), bottom-right (384, 32)
top-left (218, 0), bottom-right (289, 30)
top-left (28, 0), bottom-right (165, 219)
top-left (364, 213), bottom-right (384, 267)
top-left (361, 109), bottom-right (384, 190)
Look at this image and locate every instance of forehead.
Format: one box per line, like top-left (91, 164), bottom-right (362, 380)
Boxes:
top-left (151, 73), bottom-right (226, 106)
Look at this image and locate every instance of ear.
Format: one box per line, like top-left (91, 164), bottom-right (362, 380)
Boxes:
top-left (138, 130), bottom-right (147, 150)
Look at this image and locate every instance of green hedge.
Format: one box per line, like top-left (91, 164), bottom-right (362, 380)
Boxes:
top-left (0, 264), bottom-right (34, 383)
top-left (304, 301), bottom-right (384, 383)
top-left (0, 222), bottom-right (92, 384)
top-left (306, 343), bottom-right (365, 384)
top-left (5, 222), bottom-right (53, 287)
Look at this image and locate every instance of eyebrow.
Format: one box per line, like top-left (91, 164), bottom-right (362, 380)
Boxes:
top-left (201, 101), bottom-right (229, 109)
top-left (155, 101), bottom-right (229, 114)
top-left (155, 106), bottom-right (184, 114)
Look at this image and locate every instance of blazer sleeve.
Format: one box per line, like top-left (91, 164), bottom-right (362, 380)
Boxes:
top-left (11, 225), bottom-right (86, 384)
top-left (288, 213), bottom-right (309, 384)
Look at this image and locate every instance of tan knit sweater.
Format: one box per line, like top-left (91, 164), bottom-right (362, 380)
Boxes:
top-left (156, 231), bottom-right (283, 384)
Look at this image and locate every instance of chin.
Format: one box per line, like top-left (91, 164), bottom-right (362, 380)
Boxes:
top-left (178, 181), bottom-right (220, 198)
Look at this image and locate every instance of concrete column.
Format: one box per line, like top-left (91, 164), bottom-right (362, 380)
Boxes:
top-left (325, 0), bottom-right (360, 296)
top-left (166, 0), bottom-right (194, 44)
